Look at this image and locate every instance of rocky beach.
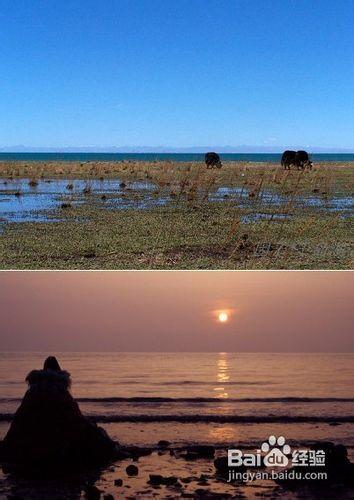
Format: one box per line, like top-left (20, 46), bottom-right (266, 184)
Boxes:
top-left (1, 352), bottom-right (354, 498)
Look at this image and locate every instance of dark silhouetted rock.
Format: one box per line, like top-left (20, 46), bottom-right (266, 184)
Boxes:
top-left (126, 464), bottom-right (139, 476)
top-left (186, 445), bottom-right (215, 458)
top-left (157, 440), bottom-right (171, 448)
top-left (164, 476), bottom-right (179, 486)
top-left (148, 474), bottom-right (179, 486)
top-left (148, 474), bottom-right (164, 485)
top-left (194, 489), bottom-right (209, 497)
top-left (123, 446), bottom-right (152, 459)
top-left (180, 451), bottom-right (200, 460)
top-left (180, 477), bottom-right (193, 483)
top-left (83, 485), bottom-right (102, 500)
top-left (213, 456), bottom-right (228, 478)
top-left (1, 357), bottom-right (118, 474)
top-left (205, 152), bottom-right (222, 169)
top-left (276, 442), bottom-right (354, 489)
top-left (214, 455), bottom-right (246, 481)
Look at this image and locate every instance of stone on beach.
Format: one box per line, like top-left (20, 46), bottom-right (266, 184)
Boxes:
top-left (83, 485), bottom-right (102, 500)
top-left (148, 474), bottom-right (179, 486)
top-left (126, 464), bottom-right (139, 476)
top-left (214, 455), bottom-right (247, 481)
top-left (186, 445), bottom-right (215, 458)
top-left (276, 442), bottom-right (354, 490)
top-left (157, 440), bottom-right (171, 449)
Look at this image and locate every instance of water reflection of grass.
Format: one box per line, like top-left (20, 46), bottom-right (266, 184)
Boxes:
top-left (0, 161), bottom-right (352, 269)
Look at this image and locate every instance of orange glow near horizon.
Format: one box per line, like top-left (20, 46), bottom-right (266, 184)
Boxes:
top-left (215, 308), bottom-right (234, 324)
top-left (0, 271), bottom-right (352, 352)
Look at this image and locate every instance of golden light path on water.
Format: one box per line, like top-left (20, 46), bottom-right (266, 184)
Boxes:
top-left (209, 353), bottom-right (234, 442)
top-left (214, 352), bottom-right (230, 400)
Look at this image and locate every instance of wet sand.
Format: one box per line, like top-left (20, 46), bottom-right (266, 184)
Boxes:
top-left (1, 353), bottom-right (354, 497)
top-left (1, 419), bottom-right (354, 498)
top-left (1, 443), bottom-right (354, 499)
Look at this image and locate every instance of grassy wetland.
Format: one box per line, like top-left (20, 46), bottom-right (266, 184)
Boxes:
top-left (0, 160), bottom-right (352, 269)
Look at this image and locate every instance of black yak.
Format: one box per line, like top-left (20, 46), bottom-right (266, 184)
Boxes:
top-left (205, 152), bottom-right (222, 168)
top-left (281, 150), bottom-right (313, 170)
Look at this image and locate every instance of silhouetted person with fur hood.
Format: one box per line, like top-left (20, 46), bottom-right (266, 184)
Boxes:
top-left (1, 357), bottom-right (118, 473)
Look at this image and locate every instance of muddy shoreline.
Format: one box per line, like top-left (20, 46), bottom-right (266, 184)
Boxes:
top-left (0, 162), bottom-right (352, 270)
top-left (2, 442), bottom-right (354, 499)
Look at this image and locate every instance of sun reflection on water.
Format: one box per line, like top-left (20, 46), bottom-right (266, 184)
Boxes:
top-left (208, 425), bottom-right (236, 442)
top-left (213, 352), bottom-right (229, 399)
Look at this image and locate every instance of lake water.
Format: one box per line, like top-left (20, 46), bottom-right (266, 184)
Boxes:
top-left (1, 152), bottom-right (354, 163)
top-left (1, 352), bottom-right (354, 452)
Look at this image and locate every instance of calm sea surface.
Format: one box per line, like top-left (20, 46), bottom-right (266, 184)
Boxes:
top-left (1, 352), bottom-right (353, 450)
top-left (1, 153), bottom-right (354, 162)
top-left (1, 353), bottom-right (353, 417)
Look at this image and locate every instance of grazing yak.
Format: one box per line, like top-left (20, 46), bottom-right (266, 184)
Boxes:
top-left (281, 150), bottom-right (313, 170)
top-left (205, 152), bottom-right (222, 168)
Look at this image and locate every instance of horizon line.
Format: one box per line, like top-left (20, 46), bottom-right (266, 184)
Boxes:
top-left (1, 147), bottom-right (354, 154)
top-left (1, 351), bottom-right (352, 354)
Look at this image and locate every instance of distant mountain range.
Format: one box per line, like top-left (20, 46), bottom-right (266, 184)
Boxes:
top-left (1, 145), bottom-right (354, 153)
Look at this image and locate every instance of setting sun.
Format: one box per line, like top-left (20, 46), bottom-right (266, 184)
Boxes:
top-left (218, 312), bottom-right (228, 323)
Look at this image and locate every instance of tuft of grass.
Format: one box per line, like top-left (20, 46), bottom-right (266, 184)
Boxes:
top-left (0, 203), bottom-right (352, 269)
top-left (0, 160), bottom-right (352, 269)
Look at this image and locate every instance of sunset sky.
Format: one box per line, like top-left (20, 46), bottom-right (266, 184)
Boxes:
top-left (0, 271), bottom-right (352, 352)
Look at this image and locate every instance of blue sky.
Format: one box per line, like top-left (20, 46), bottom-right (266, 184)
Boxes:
top-left (1, 0), bottom-right (354, 150)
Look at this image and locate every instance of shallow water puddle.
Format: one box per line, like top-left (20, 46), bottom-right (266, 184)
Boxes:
top-left (211, 186), bottom-right (354, 215)
top-left (241, 213), bottom-right (291, 223)
top-left (0, 178), bottom-right (156, 194)
top-left (0, 177), bottom-right (159, 223)
top-left (0, 193), bottom-right (67, 222)
top-left (0, 178), bottom-right (352, 224)
top-left (303, 195), bottom-right (354, 212)
top-left (105, 197), bottom-right (167, 211)
top-left (211, 186), bottom-right (282, 204)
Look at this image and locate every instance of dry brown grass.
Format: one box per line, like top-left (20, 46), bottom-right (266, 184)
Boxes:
top-left (0, 160), bottom-right (352, 269)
